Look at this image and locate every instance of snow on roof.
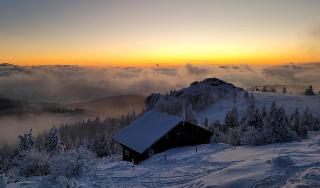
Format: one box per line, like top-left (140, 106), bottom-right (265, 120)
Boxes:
top-left (113, 110), bottom-right (182, 154)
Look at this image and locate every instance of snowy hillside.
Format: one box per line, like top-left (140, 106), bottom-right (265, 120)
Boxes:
top-left (146, 78), bottom-right (244, 115)
top-left (3, 78), bottom-right (320, 188)
top-left (197, 91), bottom-right (320, 124)
top-left (9, 132), bottom-right (320, 187)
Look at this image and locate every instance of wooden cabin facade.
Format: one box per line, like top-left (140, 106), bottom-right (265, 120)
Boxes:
top-left (113, 110), bottom-right (212, 164)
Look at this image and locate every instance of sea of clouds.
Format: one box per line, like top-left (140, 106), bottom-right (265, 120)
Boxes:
top-left (0, 62), bottom-right (319, 103)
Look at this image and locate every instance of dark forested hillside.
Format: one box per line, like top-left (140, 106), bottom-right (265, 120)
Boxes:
top-left (68, 94), bottom-right (145, 117)
top-left (0, 98), bottom-right (84, 116)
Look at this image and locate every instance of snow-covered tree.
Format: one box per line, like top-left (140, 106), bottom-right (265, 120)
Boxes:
top-left (262, 106), bottom-right (267, 118)
top-left (290, 109), bottom-right (308, 138)
top-left (305, 85), bottom-right (315, 96)
top-left (313, 118), bottom-right (320, 131)
top-left (13, 149), bottom-right (50, 177)
top-left (240, 100), bottom-right (255, 126)
top-left (240, 107), bottom-right (265, 145)
top-left (282, 86), bottom-right (287, 93)
top-left (0, 174), bottom-right (6, 187)
top-left (185, 104), bottom-right (198, 124)
top-left (225, 107), bottom-right (239, 129)
top-left (301, 108), bottom-right (318, 131)
top-left (263, 103), bottom-right (297, 143)
top-left (241, 126), bottom-right (264, 145)
top-left (301, 108), bottom-right (312, 129)
top-left (262, 86), bottom-right (267, 92)
top-left (18, 129), bottom-right (34, 151)
top-left (208, 120), bottom-right (221, 133)
top-left (209, 120), bottom-right (224, 143)
top-left (241, 103), bottom-right (263, 129)
top-left (93, 136), bottom-right (112, 158)
top-left (44, 127), bottom-right (62, 154)
top-left (50, 146), bottom-right (95, 178)
top-left (227, 127), bottom-right (241, 146)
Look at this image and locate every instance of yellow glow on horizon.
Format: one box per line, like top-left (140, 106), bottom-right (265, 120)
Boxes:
top-left (2, 46), bottom-right (319, 67)
top-left (1, 34), bottom-right (319, 67)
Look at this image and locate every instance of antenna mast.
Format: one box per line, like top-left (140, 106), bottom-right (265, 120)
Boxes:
top-left (182, 97), bottom-right (186, 124)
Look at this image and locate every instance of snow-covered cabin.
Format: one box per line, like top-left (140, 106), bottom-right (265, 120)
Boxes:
top-left (113, 110), bottom-right (212, 164)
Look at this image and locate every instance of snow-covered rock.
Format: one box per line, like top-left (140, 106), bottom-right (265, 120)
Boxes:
top-left (271, 155), bottom-right (295, 169)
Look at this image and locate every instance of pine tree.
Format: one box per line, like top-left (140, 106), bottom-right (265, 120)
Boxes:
top-left (209, 120), bottom-right (221, 133)
top-left (241, 126), bottom-right (264, 145)
top-left (263, 104), bottom-right (297, 143)
top-left (185, 104), bottom-right (198, 124)
top-left (0, 174), bottom-right (6, 187)
top-left (240, 107), bottom-right (265, 145)
top-left (262, 106), bottom-right (267, 118)
top-left (305, 85), bottom-right (315, 96)
top-left (240, 99), bottom-right (255, 127)
top-left (290, 109), bottom-right (308, 138)
top-left (313, 118), bottom-right (320, 131)
top-left (262, 86), bottom-right (267, 92)
top-left (227, 127), bottom-right (241, 146)
top-left (282, 86), bottom-right (287, 93)
top-left (44, 127), bottom-right (62, 154)
top-left (18, 129), bottom-right (34, 151)
top-left (225, 107), bottom-right (239, 129)
top-left (93, 135), bottom-right (110, 158)
top-left (209, 124), bottom-right (221, 143)
top-left (251, 109), bottom-right (264, 128)
top-left (301, 108), bottom-right (314, 131)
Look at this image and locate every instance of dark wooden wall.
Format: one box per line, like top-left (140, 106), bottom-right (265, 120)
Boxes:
top-left (150, 122), bottom-right (212, 154)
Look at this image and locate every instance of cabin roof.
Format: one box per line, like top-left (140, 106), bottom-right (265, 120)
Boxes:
top-left (112, 110), bottom-right (183, 154)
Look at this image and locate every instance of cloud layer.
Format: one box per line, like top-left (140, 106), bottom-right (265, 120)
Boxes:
top-left (0, 62), bottom-right (319, 103)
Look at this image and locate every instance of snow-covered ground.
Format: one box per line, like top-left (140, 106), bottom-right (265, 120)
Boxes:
top-left (9, 132), bottom-right (320, 188)
top-left (6, 88), bottom-right (320, 188)
top-left (198, 91), bottom-right (320, 123)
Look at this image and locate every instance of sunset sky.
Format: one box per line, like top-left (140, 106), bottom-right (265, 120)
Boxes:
top-left (1, 0), bottom-right (320, 66)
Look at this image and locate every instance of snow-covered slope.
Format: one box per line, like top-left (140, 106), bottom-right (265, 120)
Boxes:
top-left (145, 77), bottom-right (320, 124)
top-left (11, 132), bottom-right (320, 187)
top-left (6, 78), bottom-right (320, 188)
top-left (85, 132), bottom-right (320, 187)
top-left (197, 91), bottom-right (320, 124)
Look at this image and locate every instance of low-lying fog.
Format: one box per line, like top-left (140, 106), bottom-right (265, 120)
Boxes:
top-left (0, 113), bottom-right (92, 146)
top-left (0, 62), bottom-right (319, 147)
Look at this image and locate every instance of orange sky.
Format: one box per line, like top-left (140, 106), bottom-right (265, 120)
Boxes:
top-left (1, 0), bottom-right (320, 67)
